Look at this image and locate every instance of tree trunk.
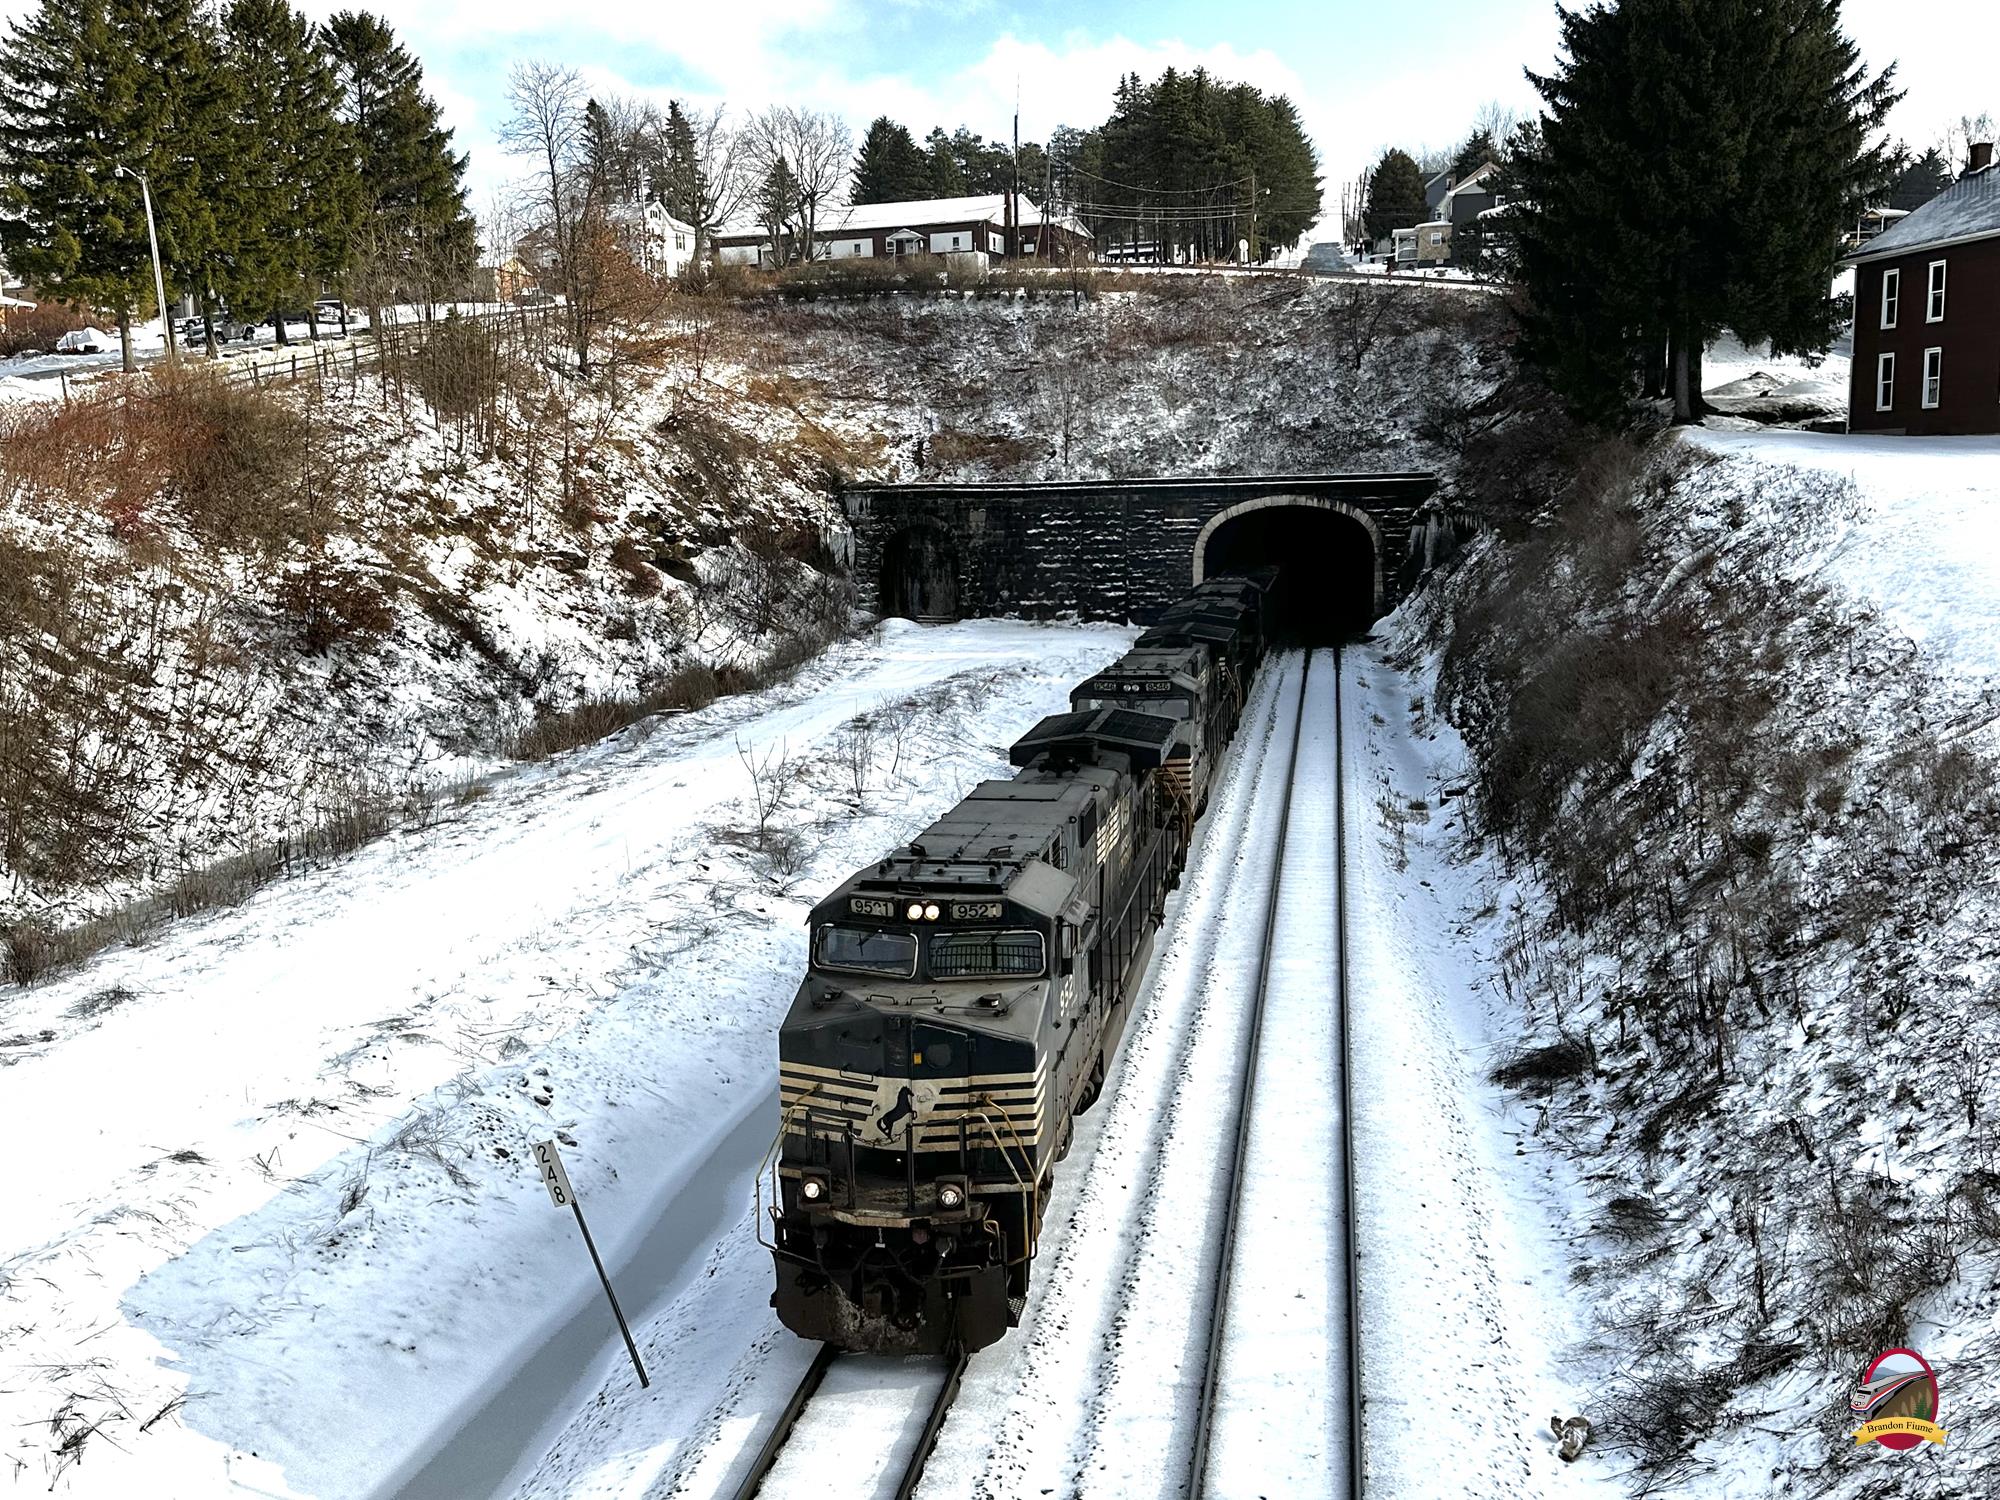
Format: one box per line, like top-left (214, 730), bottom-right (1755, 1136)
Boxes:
top-left (118, 308), bottom-right (134, 374)
top-left (1671, 330), bottom-right (1694, 424)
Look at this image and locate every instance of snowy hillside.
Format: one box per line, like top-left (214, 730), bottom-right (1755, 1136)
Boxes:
top-left (1, 278), bottom-right (1505, 955)
top-left (1413, 427), bottom-right (2000, 1493)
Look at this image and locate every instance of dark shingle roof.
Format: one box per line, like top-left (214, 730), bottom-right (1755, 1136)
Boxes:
top-left (1850, 167), bottom-right (2000, 263)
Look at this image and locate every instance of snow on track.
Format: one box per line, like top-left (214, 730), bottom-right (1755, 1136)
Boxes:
top-left (756, 1354), bottom-right (950, 1500)
top-left (1202, 653), bottom-right (1349, 1498)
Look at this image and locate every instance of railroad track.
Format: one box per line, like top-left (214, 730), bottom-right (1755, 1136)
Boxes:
top-left (728, 1345), bottom-right (968, 1500)
top-left (1188, 645), bottom-right (1361, 1499)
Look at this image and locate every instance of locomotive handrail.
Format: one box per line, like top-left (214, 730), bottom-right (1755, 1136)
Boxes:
top-left (754, 1089), bottom-right (828, 1254)
top-left (966, 1100), bottom-right (1041, 1263)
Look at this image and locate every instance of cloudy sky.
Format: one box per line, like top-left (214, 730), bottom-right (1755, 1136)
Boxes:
top-left (7, 0), bottom-right (1995, 241)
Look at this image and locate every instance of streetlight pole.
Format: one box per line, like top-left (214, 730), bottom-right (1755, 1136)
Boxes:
top-left (116, 163), bottom-right (176, 368)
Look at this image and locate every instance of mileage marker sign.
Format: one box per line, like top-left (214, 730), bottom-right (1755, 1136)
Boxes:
top-left (534, 1139), bottom-right (649, 1388)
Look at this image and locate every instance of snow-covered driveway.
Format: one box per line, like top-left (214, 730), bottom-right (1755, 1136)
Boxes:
top-left (1, 619), bottom-right (1130, 1499)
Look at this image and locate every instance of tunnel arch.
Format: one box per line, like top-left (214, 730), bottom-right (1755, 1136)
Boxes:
top-left (877, 523), bottom-right (961, 621)
top-left (1192, 496), bottom-right (1384, 640)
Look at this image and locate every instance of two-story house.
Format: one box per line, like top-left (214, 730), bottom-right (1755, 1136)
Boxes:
top-left (1845, 142), bottom-right (1999, 435)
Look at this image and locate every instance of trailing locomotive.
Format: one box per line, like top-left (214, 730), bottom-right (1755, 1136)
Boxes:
top-left (760, 574), bottom-right (1272, 1353)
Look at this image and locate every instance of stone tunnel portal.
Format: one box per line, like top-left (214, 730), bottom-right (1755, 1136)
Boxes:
top-left (1195, 498), bottom-right (1380, 643)
top-left (878, 524), bottom-right (960, 621)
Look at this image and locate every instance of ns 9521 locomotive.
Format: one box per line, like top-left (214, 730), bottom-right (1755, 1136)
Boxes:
top-left (758, 572), bottom-right (1274, 1354)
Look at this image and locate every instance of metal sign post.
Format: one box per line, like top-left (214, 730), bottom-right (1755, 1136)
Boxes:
top-left (535, 1139), bottom-right (649, 1388)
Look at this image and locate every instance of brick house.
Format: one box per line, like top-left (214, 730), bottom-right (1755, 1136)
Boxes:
top-left (1845, 143), bottom-right (2000, 435)
top-left (713, 193), bottom-right (1090, 267)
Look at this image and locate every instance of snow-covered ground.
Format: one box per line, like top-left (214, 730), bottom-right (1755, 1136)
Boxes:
top-left (0, 619), bottom-right (1129, 1497)
top-left (1686, 428), bottom-right (2000, 700)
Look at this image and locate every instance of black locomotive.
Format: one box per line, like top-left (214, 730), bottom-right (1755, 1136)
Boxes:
top-left (759, 572), bottom-right (1275, 1353)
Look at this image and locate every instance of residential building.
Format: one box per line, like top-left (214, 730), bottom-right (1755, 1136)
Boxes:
top-left (1845, 142), bottom-right (2000, 436)
top-left (713, 194), bottom-right (1090, 267)
top-left (1415, 220), bottom-right (1452, 267)
top-left (608, 199), bottom-right (697, 280)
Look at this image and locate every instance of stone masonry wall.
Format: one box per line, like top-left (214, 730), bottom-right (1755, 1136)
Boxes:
top-left (846, 476), bottom-right (1439, 624)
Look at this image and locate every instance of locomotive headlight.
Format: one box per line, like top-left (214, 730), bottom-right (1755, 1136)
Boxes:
top-left (938, 1184), bottom-right (964, 1208)
top-left (906, 903), bottom-right (924, 920)
top-left (923, 903), bottom-right (941, 922)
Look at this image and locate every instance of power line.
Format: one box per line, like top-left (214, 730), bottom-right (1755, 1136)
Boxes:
top-left (1062, 164), bottom-right (1255, 196)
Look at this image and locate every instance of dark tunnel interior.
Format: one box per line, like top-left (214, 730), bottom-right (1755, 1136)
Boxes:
top-left (1200, 506), bottom-right (1377, 643)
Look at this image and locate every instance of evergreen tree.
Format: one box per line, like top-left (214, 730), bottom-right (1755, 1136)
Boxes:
top-left (324, 10), bottom-right (474, 315)
top-left (1515, 0), bottom-right (1897, 422)
top-left (1449, 128), bottom-right (1498, 182)
top-left (758, 155), bottom-right (800, 264)
top-left (658, 101), bottom-right (707, 224)
top-left (1887, 145), bottom-right (1952, 211)
top-left (216, 0), bottom-right (360, 345)
top-left (1074, 69), bottom-right (1320, 261)
top-left (0, 0), bottom-right (231, 370)
top-left (923, 128), bottom-right (965, 196)
top-left (850, 117), bottom-right (929, 203)
top-left (1363, 148), bottom-right (1426, 244)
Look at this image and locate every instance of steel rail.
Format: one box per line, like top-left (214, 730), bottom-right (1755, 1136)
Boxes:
top-left (892, 1347), bottom-right (970, 1500)
top-left (727, 1343), bottom-right (967, 1500)
top-left (1187, 649), bottom-right (1315, 1497)
top-left (728, 1343), bottom-right (837, 1500)
top-left (1336, 645), bottom-right (1363, 1500)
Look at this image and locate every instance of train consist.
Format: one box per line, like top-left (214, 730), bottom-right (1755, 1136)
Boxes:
top-left (759, 570), bottom-right (1276, 1353)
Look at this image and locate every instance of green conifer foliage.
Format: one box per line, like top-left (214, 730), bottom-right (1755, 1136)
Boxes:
top-left (1514, 0), bottom-right (1898, 423)
top-left (324, 9), bottom-right (474, 315)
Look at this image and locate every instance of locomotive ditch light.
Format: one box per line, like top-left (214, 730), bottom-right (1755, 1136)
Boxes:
top-left (936, 1176), bottom-right (968, 1210)
top-left (799, 1172), bottom-right (830, 1204)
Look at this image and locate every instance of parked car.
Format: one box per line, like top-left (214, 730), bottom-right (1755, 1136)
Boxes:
top-left (54, 327), bottom-right (113, 355)
top-left (181, 315), bottom-right (257, 344)
top-left (511, 287), bottom-right (554, 306)
top-left (312, 297), bottom-right (349, 329)
top-left (1302, 241), bottom-right (1358, 274)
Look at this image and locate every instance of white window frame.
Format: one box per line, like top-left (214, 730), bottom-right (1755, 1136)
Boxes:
top-left (1927, 259), bottom-right (1947, 322)
top-left (1922, 347), bottom-right (1943, 409)
top-left (1880, 266), bottom-right (1899, 329)
top-left (1876, 352), bottom-right (1895, 412)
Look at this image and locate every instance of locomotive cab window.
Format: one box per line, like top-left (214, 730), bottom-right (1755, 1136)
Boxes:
top-left (815, 925), bottom-right (918, 978)
top-left (928, 929), bottom-right (1047, 979)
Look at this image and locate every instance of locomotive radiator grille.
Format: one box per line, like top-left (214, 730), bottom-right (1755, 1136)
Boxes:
top-left (780, 1060), bottom-right (1047, 1151)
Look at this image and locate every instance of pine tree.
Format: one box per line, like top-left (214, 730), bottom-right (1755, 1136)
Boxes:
top-left (1449, 128), bottom-right (1498, 182)
top-left (1886, 145), bottom-right (1950, 211)
top-left (1363, 149), bottom-right (1426, 245)
top-left (0, 0), bottom-right (230, 370)
top-left (758, 156), bottom-right (800, 264)
top-left (324, 10), bottom-right (474, 318)
top-left (850, 117), bottom-right (929, 203)
top-left (923, 128), bottom-right (965, 197)
top-left (216, 0), bottom-right (360, 346)
top-left (1516, 0), bottom-right (1897, 423)
top-left (659, 101), bottom-right (707, 223)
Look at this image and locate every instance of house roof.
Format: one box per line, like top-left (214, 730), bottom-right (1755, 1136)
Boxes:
top-left (1847, 165), bottom-right (2000, 264)
top-left (719, 193), bottom-right (1086, 243)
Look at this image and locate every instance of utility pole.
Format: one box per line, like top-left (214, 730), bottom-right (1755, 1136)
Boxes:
top-left (1011, 88), bottom-right (1021, 260)
top-left (116, 163), bottom-right (176, 368)
top-left (1247, 168), bottom-right (1258, 266)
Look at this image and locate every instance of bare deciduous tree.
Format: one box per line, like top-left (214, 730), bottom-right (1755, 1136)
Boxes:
top-left (742, 107), bottom-right (852, 264)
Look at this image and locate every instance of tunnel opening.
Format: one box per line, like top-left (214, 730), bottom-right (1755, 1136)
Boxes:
top-left (878, 525), bottom-right (960, 621)
top-left (1197, 502), bottom-right (1377, 643)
